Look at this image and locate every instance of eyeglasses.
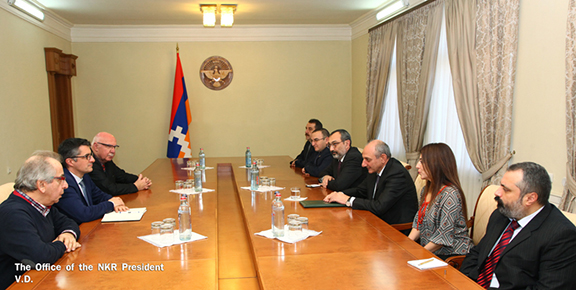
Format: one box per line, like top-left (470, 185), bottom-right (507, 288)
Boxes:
top-left (72, 153), bottom-right (93, 160)
top-left (311, 137), bottom-right (325, 143)
top-left (52, 176), bottom-right (66, 184)
top-left (97, 142), bottom-right (120, 149)
top-left (328, 141), bottom-right (342, 148)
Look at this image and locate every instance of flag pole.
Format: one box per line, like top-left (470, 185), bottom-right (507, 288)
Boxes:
top-left (176, 43), bottom-right (179, 53)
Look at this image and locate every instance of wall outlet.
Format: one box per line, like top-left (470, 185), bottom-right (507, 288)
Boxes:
top-left (549, 173), bottom-right (554, 183)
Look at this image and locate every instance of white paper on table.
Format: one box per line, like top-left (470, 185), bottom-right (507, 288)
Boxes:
top-left (170, 188), bottom-right (215, 195)
top-left (305, 184), bottom-right (321, 188)
top-left (181, 167), bottom-right (214, 170)
top-left (138, 231), bottom-right (207, 248)
top-left (239, 165), bottom-right (270, 169)
top-left (240, 186), bottom-right (284, 192)
top-left (101, 207), bottom-right (147, 222)
top-left (284, 197), bottom-right (308, 202)
top-left (407, 258), bottom-right (448, 270)
top-left (255, 225), bottom-right (322, 243)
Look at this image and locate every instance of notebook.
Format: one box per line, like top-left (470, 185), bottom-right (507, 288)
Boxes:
top-left (101, 207), bottom-right (147, 222)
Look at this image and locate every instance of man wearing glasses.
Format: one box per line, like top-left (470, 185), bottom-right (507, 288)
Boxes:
top-left (90, 132), bottom-right (152, 196)
top-left (290, 119), bottom-right (323, 168)
top-left (0, 151), bottom-right (81, 289)
top-left (55, 138), bottom-right (129, 224)
top-left (318, 129), bottom-right (367, 191)
top-left (302, 128), bottom-right (332, 177)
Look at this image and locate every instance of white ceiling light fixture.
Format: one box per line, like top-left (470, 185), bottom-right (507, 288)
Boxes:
top-left (200, 4), bottom-right (217, 27)
top-left (7, 0), bottom-right (45, 21)
top-left (220, 4), bottom-right (237, 28)
top-left (376, 0), bottom-right (409, 21)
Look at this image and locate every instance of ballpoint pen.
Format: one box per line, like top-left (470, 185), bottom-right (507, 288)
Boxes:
top-left (418, 258), bottom-right (435, 266)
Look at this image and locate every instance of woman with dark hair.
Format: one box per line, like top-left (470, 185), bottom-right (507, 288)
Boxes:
top-left (408, 143), bottom-right (472, 260)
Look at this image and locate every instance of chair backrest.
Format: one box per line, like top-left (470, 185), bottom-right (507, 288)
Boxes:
top-left (561, 210), bottom-right (576, 226)
top-left (0, 182), bottom-right (15, 203)
top-left (413, 174), bottom-right (426, 202)
top-left (471, 184), bottom-right (499, 245)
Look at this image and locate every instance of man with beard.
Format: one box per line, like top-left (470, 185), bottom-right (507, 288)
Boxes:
top-left (90, 132), bottom-right (152, 196)
top-left (460, 162), bottom-right (576, 289)
top-left (290, 119), bottom-right (323, 168)
top-left (318, 129), bottom-right (367, 191)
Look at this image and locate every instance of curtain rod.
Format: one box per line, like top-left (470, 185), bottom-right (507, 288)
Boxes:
top-left (369, 0), bottom-right (439, 32)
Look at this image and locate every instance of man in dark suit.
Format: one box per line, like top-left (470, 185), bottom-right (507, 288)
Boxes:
top-left (302, 128), bottom-right (332, 177)
top-left (290, 119), bottom-right (322, 168)
top-left (460, 162), bottom-right (576, 289)
top-left (319, 129), bottom-right (367, 191)
top-left (55, 138), bottom-right (129, 224)
top-left (90, 132), bottom-right (152, 196)
top-left (324, 140), bottom-right (417, 231)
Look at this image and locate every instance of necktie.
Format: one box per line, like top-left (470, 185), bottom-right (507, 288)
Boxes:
top-left (79, 180), bottom-right (90, 205)
top-left (372, 175), bottom-right (381, 199)
top-left (337, 161), bottom-right (342, 175)
top-left (477, 220), bottom-right (520, 288)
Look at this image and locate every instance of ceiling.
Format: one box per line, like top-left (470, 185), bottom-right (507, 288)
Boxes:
top-left (34, 0), bottom-right (394, 26)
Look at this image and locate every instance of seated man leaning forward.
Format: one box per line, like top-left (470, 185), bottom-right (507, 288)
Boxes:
top-left (318, 129), bottom-right (367, 191)
top-left (291, 119), bottom-right (323, 168)
top-left (55, 138), bottom-right (129, 224)
top-left (324, 140), bottom-right (418, 234)
top-left (90, 132), bottom-right (152, 196)
top-left (0, 151), bottom-right (81, 289)
top-left (460, 162), bottom-right (576, 289)
top-left (302, 128), bottom-right (332, 177)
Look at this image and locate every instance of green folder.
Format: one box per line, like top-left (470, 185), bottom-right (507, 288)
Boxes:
top-left (299, 200), bottom-right (346, 208)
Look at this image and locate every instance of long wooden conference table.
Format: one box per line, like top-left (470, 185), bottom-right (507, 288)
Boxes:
top-left (9, 156), bottom-right (481, 289)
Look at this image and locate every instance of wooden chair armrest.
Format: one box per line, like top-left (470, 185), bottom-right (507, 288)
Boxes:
top-left (391, 222), bottom-right (412, 231)
top-left (445, 255), bottom-right (466, 270)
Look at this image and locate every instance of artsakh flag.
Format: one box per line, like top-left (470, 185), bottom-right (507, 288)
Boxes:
top-left (167, 52), bottom-right (192, 158)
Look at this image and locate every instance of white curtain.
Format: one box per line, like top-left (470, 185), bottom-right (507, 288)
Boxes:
top-left (423, 12), bottom-right (482, 218)
top-left (377, 11), bottom-right (482, 218)
top-left (378, 40), bottom-right (407, 163)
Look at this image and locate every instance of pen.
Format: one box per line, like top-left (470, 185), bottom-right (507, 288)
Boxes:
top-left (418, 258), bottom-right (435, 266)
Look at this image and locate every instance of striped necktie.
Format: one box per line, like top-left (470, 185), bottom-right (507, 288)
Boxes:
top-left (477, 220), bottom-right (520, 288)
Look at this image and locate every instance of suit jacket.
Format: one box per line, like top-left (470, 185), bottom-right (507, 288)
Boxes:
top-left (55, 168), bottom-right (115, 224)
top-left (90, 158), bottom-right (138, 196)
top-left (342, 158), bottom-right (417, 225)
top-left (319, 147), bottom-right (367, 191)
top-left (292, 141), bottom-right (314, 168)
top-left (0, 192), bottom-right (80, 289)
top-left (460, 203), bottom-right (576, 289)
top-left (303, 147), bottom-right (332, 177)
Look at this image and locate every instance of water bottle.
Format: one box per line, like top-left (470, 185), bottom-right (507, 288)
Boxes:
top-left (250, 161), bottom-right (259, 190)
top-left (245, 147), bottom-right (252, 168)
top-left (271, 191), bottom-right (285, 237)
top-left (194, 161), bottom-right (202, 192)
top-left (199, 148), bottom-right (206, 169)
top-left (178, 194), bottom-right (192, 241)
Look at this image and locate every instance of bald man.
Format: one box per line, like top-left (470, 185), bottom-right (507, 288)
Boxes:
top-left (89, 132), bottom-right (152, 196)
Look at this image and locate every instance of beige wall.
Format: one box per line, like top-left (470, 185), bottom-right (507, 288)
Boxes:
top-left (71, 41), bottom-right (352, 174)
top-left (0, 9), bottom-right (71, 184)
top-left (512, 0), bottom-right (569, 199)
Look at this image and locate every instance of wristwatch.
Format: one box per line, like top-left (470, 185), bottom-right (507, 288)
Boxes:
top-left (345, 196), bottom-right (351, 207)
